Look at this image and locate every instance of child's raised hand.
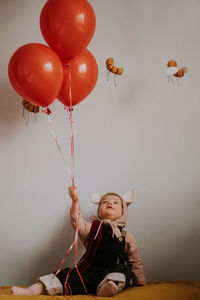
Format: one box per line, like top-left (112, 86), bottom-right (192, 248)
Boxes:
top-left (68, 186), bottom-right (79, 203)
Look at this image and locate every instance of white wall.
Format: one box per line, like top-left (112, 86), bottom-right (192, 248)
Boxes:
top-left (0, 0), bottom-right (200, 286)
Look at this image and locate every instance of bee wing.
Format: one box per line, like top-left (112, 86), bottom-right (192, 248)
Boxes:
top-left (167, 66), bottom-right (179, 75)
top-left (182, 67), bottom-right (189, 73)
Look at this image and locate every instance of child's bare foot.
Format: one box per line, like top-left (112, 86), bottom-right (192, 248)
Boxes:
top-left (97, 280), bottom-right (118, 297)
top-left (12, 282), bottom-right (45, 295)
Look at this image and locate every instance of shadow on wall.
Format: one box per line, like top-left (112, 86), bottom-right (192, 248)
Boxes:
top-left (144, 217), bottom-right (200, 282)
top-left (11, 217), bottom-right (85, 286)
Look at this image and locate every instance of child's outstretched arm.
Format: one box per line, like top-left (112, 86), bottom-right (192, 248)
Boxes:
top-left (68, 187), bottom-right (91, 248)
top-left (69, 186), bottom-right (80, 221)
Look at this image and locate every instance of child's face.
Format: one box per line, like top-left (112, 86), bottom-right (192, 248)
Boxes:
top-left (98, 195), bottom-right (123, 221)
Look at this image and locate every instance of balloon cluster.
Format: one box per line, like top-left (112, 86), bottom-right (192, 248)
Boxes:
top-left (8, 0), bottom-right (98, 109)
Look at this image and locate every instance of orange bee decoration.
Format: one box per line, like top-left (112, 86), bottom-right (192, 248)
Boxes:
top-left (106, 58), bottom-right (124, 86)
top-left (167, 60), bottom-right (188, 87)
top-left (22, 99), bottom-right (40, 113)
top-left (22, 99), bottom-right (40, 123)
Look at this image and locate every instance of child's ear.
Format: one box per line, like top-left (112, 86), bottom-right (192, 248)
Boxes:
top-left (122, 189), bottom-right (136, 206)
top-left (90, 193), bottom-right (102, 204)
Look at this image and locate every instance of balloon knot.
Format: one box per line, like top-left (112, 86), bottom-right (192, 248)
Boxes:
top-left (65, 62), bottom-right (71, 68)
top-left (42, 107), bottom-right (52, 115)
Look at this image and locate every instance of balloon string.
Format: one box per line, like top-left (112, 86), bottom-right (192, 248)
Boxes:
top-left (67, 109), bottom-right (75, 188)
top-left (67, 64), bottom-right (87, 294)
top-left (44, 109), bottom-right (96, 298)
top-left (45, 64), bottom-right (91, 298)
top-left (64, 271), bottom-right (72, 299)
top-left (47, 63), bottom-right (87, 297)
top-left (45, 106), bottom-right (76, 298)
top-left (74, 205), bottom-right (88, 294)
top-left (59, 204), bottom-right (87, 299)
top-left (67, 63), bottom-right (75, 188)
top-left (60, 151), bottom-right (87, 295)
top-left (46, 113), bottom-right (74, 183)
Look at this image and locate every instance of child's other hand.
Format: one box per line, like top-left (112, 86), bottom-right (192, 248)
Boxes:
top-left (68, 186), bottom-right (79, 203)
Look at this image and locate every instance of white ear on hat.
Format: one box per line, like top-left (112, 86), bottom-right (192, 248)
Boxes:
top-left (90, 193), bottom-right (102, 204)
top-left (122, 189), bottom-right (136, 206)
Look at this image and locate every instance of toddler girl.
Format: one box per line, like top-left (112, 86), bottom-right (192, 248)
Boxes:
top-left (12, 187), bottom-right (146, 296)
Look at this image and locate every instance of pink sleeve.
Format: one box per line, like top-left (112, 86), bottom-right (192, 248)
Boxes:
top-left (125, 232), bottom-right (146, 286)
top-left (70, 203), bottom-right (91, 248)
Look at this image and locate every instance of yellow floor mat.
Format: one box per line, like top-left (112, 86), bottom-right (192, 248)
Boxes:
top-left (0, 281), bottom-right (200, 300)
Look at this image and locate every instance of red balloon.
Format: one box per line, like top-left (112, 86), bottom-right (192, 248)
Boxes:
top-left (57, 49), bottom-right (98, 107)
top-left (40, 0), bottom-right (96, 61)
top-left (8, 43), bottom-right (64, 107)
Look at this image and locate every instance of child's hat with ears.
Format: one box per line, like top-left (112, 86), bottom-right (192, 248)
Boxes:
top-left (90, 189), bottom-right (136, 206)
top-left (90, 190), bottom-right (136, 229)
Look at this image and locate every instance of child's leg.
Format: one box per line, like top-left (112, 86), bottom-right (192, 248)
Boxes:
top-left (97, 280), bottom-right (118, 297)
top-left (97, 273), bottom-right (126, 297)
top-left (12, 274), bottom-right (63, 296)
top-left (11, 282), bottom-right (46, 295)
top-left (37, 274), bottom-right (63, 295)
top-left (56, 267), bottom-right (88, 295)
